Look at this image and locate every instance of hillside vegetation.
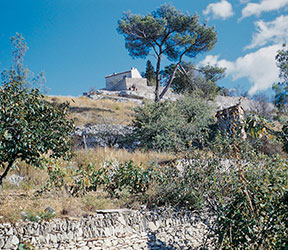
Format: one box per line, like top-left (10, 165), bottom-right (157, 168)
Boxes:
top-left (1, 26), bottom-right (288, 249)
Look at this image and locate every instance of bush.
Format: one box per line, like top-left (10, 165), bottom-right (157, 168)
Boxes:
top-left (132, 94), bottom-right (214, 152)
top-left (205, 153), bottom-right (288, 249)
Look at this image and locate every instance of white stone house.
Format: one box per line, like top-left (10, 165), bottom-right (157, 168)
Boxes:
top-left (105, 67), bottom-right (147, 91)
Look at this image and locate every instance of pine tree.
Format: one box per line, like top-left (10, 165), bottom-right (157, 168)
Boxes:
top-left (145, 60), bottom-right (156, 86)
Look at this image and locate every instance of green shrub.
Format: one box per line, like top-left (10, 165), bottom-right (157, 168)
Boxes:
top-left (23, 210), bottom-right (55, 222)
top-left (206, 154), bottom-right (288, 249)
top-left (101, 161), bottom-right (152, 197)
top-left (132, 94), bottom-right (214, 152)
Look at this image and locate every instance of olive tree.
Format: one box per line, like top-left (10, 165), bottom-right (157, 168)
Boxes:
top-left (118, 4), bottom-right (217, 102)
top-left (0, 34), bottom-right (74, 189)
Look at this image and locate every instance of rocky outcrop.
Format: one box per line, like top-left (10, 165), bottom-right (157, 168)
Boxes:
top-left (84, 88), bottom-right (181, 103)
top-left (0, 208), bottom-right (212, 250)
top-left (85, 91), bottom-right (275, 116)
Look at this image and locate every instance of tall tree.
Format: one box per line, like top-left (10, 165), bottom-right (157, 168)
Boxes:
top-left (145, 60), bottom-right (156, 86)
top-left (118, 4), bottom-right (217, 102)
top-left (273, 44), bottom-right (288, 112)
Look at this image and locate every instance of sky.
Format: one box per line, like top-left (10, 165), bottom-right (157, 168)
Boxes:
top-left (0, 0), bottom-right (288, 97)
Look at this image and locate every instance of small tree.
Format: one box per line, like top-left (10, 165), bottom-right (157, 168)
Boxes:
top-left (273, 44), bottom-right (288, 112)
top-left (161, 62), bottom-right (225, 99)
top-left (145, 60), bottom-right (156, 86)
top-left (118, 4), bottom-right (217, 102)
top-left (0, 34), bottom-right (74, 190)
top-left (252, 92), bottom-right (273, 118)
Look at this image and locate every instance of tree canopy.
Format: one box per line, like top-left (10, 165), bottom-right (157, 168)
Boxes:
top-left (118, 4), bottom-right (217, 101)
top-left (0, 34), bottom-right (74, 188)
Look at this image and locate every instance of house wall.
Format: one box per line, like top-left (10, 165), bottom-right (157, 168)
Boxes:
top-left (126, 78), bottom-right (147, 91)
top-left (105, 68), bottom-right (144, 90)
top-left (109, 79), bottom-right (128, 91)
top-left (105, 72), bottom-right (131, 90)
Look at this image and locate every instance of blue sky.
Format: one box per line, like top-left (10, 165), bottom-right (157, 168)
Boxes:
top-left (1, 0), bottom-right (288, 97)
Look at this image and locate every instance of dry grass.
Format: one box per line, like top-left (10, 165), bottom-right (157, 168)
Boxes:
top-left (0, 167), bottom-right (124, 223)
top-left (72, 147), bottom-right (175, 169)
top-left (0, 189), bottom-right (123, 223)
top-left (45, 96), bottom-right (138, 126)
top-left (0, 147), bottom-right (175, 223)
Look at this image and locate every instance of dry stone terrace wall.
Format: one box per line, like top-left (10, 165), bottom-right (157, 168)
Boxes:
top-left (74, 124), bottom-right (136, 150)
top-left (0, 208), bottom-right (210, 250)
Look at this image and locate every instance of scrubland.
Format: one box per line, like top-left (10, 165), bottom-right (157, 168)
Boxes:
top-left (0, 97), bottom-right (174, 223)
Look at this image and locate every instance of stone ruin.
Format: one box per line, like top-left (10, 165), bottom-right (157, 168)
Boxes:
top-left (216, 98), bottom-right (247, 139)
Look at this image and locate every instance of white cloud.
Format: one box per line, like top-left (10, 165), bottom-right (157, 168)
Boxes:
top-left (239, 0), bottom-right (252, 4)
top-left (246, 15), bottom-right (288, 49)
top-left (200, 45), bottom-right (281, 95)
top-left (241, 0), bottom-right (288, 19)
top-left (203, 0), bottom-right (234, 20)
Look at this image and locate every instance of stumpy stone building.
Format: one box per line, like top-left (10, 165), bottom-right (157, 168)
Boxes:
top-left (105, 67), bottom-right (147, 91)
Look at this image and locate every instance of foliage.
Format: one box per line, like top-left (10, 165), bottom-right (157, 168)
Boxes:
top-left (281, 123), bottom-right (288, 153)
top-left (131, 94), bottom-right (214, 152)
top-left (22, 210), bottom-right (55, 222)
top-left (101, 161), bottom-right (152, 197)
top-left (0, 34), bottom-right (74, 188)
top-left (44, 158), bottom-right (205, 210)
top-left (18, 241), bottom-right (35, 250)
top-left (272, 83), bottom-right (288, 112)
top-left (145, 60), bottom-right (156, 86)
top-left (243, 114), bottom-right (288, 156)
top-left (118, 4), bottom-right (217, 101)
top-left (44, 160), bottom-right (153, 198)
top-left (161, 62), bottom-right (225, 99)
top-left (0, 82), bottom-right (74, 185)
top-left (210, 154), bottom-right (288, 249)
top-left (1, 33), bottom-right (46, 91)
top-left (147, 160), bottom-right (209, 209)
top-left (44, 161), bottom-right (100, 196)
top-left (273, 44), bottom-right (288, 112)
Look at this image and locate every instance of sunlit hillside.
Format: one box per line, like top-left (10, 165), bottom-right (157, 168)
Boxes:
top-left (45, 96), bottom-right (138, 126)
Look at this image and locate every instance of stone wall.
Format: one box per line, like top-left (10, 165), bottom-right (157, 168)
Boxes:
top-left (0, 208), bottom-right (210, 250)
top-left (74, 124), bottom-right (136, 150)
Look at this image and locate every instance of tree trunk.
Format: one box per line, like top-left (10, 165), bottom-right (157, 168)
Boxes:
top-left (0, 161), bottom-right (14, 198)
top-left (159, 63), bottom-right (180, 100)
top-left (154, 55), bottom-right (162, 102)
